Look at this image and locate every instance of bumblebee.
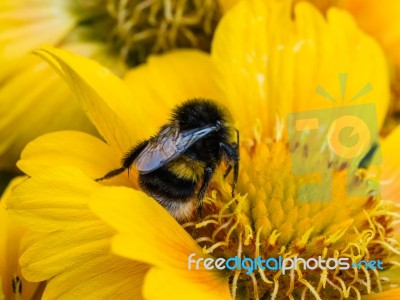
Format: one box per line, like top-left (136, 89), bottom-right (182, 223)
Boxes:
top-left (96, 99), bottom-right (239, 220)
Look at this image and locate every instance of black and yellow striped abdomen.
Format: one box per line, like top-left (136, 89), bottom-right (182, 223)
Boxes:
top-left (167, 155), bottom-right (205, 182)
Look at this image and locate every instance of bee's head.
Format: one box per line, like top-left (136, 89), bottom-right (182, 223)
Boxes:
top-left (172, 99), bottom-right (228, 130)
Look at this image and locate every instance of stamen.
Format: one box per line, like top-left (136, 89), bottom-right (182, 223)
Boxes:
top-left (249, 272), bottom-right (259, 300)
top-left (317, 271), bottom-right (326, 291)
top-left (211, 218), bottom-right (233, 241)
top-left (271, 276), bottom-right (279, 300)
top-left (231, 232), bottom-right (243, 300)
top-left (357, 278), bottom-right (369, 290)
top-left (325, 278), bottom-right (343, 297)
top-left (195, 237), bottom-right (212, 243)
top-left (224, 218), bottom-right (240, 245)
top-left (287, 268), bottom-right (295, 297)
top-left (243, 224), bottom-right (253, 245)
top-left (299, 278), bottom-right (322, 300)
top-left (259, 269), bottom-right (273, 284)
top-left (182, 221), bottom-right (196, 229)
top-left (389, 260), bottom-right (400, 268)
top-left (218, 197), bottom-right (238, 223)
top-left (268, 230), bottom-right (281, 245)
top-left (333, 275), bottom-right (350, 297)
top-left (195, 219), bottom-right (219, 228)
top-left (349, 286), bottom-right (362, 300)
top-left (236, 232), bottom-right (243, 259)
top-left (360, 265), bottom-right (372, 294)
top-left (11, 275), bottom-right (22, 295)
top-left (301, 286), bottom-right (307, 300)
top-left (370, 241), bottom-right (400, 256)
top-left (204, 241), bottom-right (227, 254)
top-left (372, 268), bottom-right (382, 292)
top-left (344, 264), bottom-right (359, 285)
top-left (231, 271), bottom-right (240, 300)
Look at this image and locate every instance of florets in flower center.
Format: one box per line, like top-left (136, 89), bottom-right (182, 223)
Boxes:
top-left (69, 0), bottom-right (221, 66)
top-left (183, 140), bottom-right (400, 299)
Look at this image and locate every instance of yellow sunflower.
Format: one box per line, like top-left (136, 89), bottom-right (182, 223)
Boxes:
top-left (0, 0), bottom-right (222, 172)
top-left (4, 0), bottom-right (400, 299)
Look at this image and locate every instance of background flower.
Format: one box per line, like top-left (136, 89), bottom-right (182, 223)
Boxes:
top-left (0, 0), bottom-right (223, 174)
top-left (304, 0), bottom-right (400, 135)
top-left (222, 0), bottom-right (400, 135)
top-left (0, 177), bottom-right (43, 300)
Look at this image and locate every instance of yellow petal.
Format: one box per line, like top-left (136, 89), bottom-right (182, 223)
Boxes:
top-left (362, 287), bottom-right (400, 299)
top-left (5, 166), bottom-right (100, 232)
top-left (123, 50), bottom-right (222, 133)
top-left (5, 168), bottom-right (149, 298)
top-left (0, 55), bottom-right (96, 172)
top-left (90, 186), bottom-right (202, 269)
top-left (33, 46), bottom-right (151, 154)
top-left (0, 177), bottom-right (42, 300)
top-left (217, 0), bottom-right (240, 14)
top-left (20, 229), bottom-right (149, 300)
top-left (42, 255), bottom-right (149, 300)
top-left (381, 125), bottom-right (400, 201)
top-left (20, 225), bottom-right (112, 281)
top-left (341, 0), bottom-right (400, 66)
top-left (17, 131), bottom-right (131, 186)
top-left (212, 0), bottom-right (390, 139)
top-left (143, 268), bottom-right (231, 300)
top-left (90, 187), bottom-right (230, 296)
top-left (0, 0), bottom-right (75, 77)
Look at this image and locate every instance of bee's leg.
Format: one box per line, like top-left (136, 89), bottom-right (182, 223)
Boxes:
top-left (233, 129), bottom-right (240, 196)
top-left (232, 160), bottom-right (239, 197)
top-left (95, 140), bottom-right (148, 182)
top-left (223, 129), bottom-right (239, 179)
top-left (220, 142), bottom-right (239, 197)
top-left (197, 164), bottom-right (216, 217)
top-left (95, 167), bottom-right (126, 182)
top-left (223, 165), bottom-right (232, 179)
top-left (235, 129), bottom-right (240, 146)
top-left (122, 140), bottom-right (149, 174)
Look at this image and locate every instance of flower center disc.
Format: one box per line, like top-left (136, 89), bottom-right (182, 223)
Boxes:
top-left (69, 0), bottom-right (221, 66)
top-left (183, 140), bottom-right (398, 299)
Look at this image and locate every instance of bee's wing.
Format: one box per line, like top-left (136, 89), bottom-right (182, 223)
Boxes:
top-left (135, 125), bottom-right (217, 173)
